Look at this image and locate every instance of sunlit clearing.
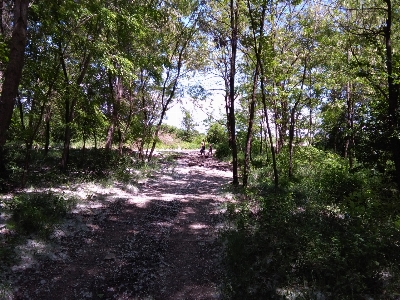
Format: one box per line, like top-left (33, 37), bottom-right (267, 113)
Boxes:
top-left (189, 223), bottom-right (209, 230)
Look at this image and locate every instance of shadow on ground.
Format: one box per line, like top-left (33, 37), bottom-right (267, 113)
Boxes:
top-left (1, 151), bottom-right (231, 300)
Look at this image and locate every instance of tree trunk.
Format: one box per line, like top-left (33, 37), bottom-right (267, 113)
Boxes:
top-left (105, 73), bottom-right (122, 151)
top-left (259, 118), bottom-right (263, 155)
top-left (0, 0), bottom-right (29, 147)
top-left (261, 79), bottom-right (278, 189)
top-left (94, 131), bottom-right (97, 149)
top-left (243, 67), bottom-right (258, 187)
top-left (139, 69), bottom-right (149, 160)
top-left (276, 97), bottom-right (288, 154)
top-left (228, 0), bottom-right (239, 186)
top-left (0, 0), bottom-right (4, 35)
top-left (44, 106), bottom-right (51, 155)
top-left (148, 42), bottom-right (187, 161)
top-left (273, 95), bottom-right (279, 153)
top-left (60, 52), bottom-right (91, 170)
top-left (260, 74), bottom-right (278, 188)
top-left (344, 80), bottom-right (355, 168)
top-left (243, 0), bottom-right (265, 187)
top-left (105, 122), bottom-right (115, 151)
top-left (118, 128), bottom-right (123, 155)
top-left (0, 0), bottom-right (29, 186)
top-left (148, 96), bottom-right (172, 160)
top-left (247, 0), bottom-right (278, 188)
top-left (384, 0), bottom-right (400, 187)
top-left (343, 43), bottom-right (355, 168)
top-left (61, 121), bottom-right (72, 170)
top-left (17, 93), bottom-right (25, 130)
top-left (289, 57), bottom-right (307, 178)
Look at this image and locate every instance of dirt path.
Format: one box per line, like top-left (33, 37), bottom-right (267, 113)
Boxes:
top-left (3, 151), bottom-right (232, 300)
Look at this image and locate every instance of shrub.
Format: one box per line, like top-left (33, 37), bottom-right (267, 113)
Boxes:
top-left (222, 148), bottom-right (400, 299)
top-left (206, 122), bottom-right (227, 145)
top-left (7, 192), bottom-right (75, 235)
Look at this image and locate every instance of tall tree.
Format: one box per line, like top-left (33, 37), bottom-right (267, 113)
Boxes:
top-left (242, 0), bottom-right (265, 187)
top-left (336, 0), bottom-right (400, 185)
top-left (0, 0), bottom-right (29, 185)
top-left (228, 0), bottom-right (240, 185)
top-left (148, 0), bottom-right (206, 160)
top-left (383, 0), bottom-right (400, 187)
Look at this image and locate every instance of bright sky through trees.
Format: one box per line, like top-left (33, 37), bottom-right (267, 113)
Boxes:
top-left (165, 94), bottom-right (225, 133)
top-left (165, 75), bottom-right (226, 133)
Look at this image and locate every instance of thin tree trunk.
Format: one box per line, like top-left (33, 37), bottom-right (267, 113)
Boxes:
top-left (344, 43), bottom-right (355, 168)
top-left (273, 94), bottom-right (279, 153)
top-left (277, 97), bottom-right (288, 154)
top-left (243, 0), bottom-right (265, 187)
top-left (139, 69), bottom-right (149, 160)
top-left (384, 0), bottom-right (400, 187)
top-left (243, 67), bottom-right (258, 187)
top-left (17, 93), bottom-right (25, 130)
top-left (289, 57), bottom-right (307, 178)
top-left (60, 52), bottom-right (91, 170)
top-left (148, 93), bottom-right (173, 160)
top-left (82, 130), bottom-right (86, 152)
top-left (148, 42), bottom-right (187, 160)
top-left (248, 0), bottom-right (278, 188)
top-left (0, 0), bottom-right (4, 35)
top-left (259, 117), bottom-right (263, 155)
top-left (228, 0), bottom-right (239, 186)
top-left (118, 129), bottom-right (123, 154)
top-left (44, 105), bottom-right (51, 154)
top-left (260, 75), bottom-right (278, 188)
top-left (45, 119), bottom-right (50, 153)
top-left (94, 131), bottom-right (97, 149)
top-left (105, 73), bottom-right (121, 151)
top-left (344, 81), bottom-right (354, 167)
top-left (261, 81), bottom-right (278, 189)
top-left (22, 93), bottom-right (48, 187)
top-left (264, 126), bottom-right (270, 162)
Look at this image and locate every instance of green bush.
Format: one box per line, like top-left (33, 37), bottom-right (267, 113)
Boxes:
top-left (7, 192), bottom-right (75, 235)
top-left (222, 148), bottom-right (400, 299)
top-left (206, 122), bottom-right (227, 145)
top-left (214, 142), bottom-right (231, 160)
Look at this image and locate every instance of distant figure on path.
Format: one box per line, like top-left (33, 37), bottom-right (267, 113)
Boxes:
top-left (208, 143), bottom-right (213, 156)
top-left (200, 140), bottom-right (205, 156)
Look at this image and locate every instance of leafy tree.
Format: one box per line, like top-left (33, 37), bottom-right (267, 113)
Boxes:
top-left (207, 121), bottom-right (230, 159)
top-left (148, 0), bottom-right (208, 160)
top-left (180, 107), bottom-right (197, 142)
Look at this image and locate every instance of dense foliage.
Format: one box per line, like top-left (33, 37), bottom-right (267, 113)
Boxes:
top-left (223, 147), bottom-right (400, 298)
top-left (0, 0), bottom-right (399, 298)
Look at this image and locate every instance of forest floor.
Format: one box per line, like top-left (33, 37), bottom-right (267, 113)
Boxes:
top-left (0, 150), bottom-right (233, 300)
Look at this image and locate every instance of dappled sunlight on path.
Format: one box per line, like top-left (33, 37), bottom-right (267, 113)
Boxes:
top-left (2, 151), bottom-right (232, 300)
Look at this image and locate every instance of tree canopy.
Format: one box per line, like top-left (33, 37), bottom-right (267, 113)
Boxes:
top-left (0, 0), bottom-right (397, 187)
top-left (1, 0), bottom-right (400, 297)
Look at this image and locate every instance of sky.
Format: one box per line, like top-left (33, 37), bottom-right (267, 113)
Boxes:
top-left (164, 96), bottom-right (224, 133)
top-left (164, 75), bottom-right (226, 133)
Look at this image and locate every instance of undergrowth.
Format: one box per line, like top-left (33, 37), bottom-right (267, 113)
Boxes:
top-left (0, 147), bottom-right (162, 272)
top-left (6, 192), bottom-right (75, 236)
top-left (3, 147), bottom-right (161, 188)
top-left (222, 146), bottom-right (400, 299)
